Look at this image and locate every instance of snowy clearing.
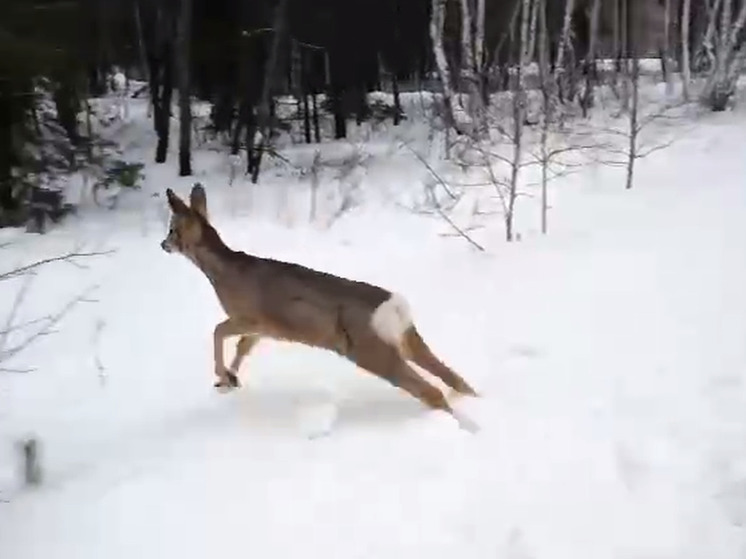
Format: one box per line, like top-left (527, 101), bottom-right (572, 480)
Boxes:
top-left (1, 87), bottom-right (746, 559)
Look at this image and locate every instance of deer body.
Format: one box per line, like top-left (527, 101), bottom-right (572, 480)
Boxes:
top-left (162, 185), bottom-right (479, 430)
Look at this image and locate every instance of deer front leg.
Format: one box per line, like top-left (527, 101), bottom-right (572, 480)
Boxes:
top-left (228, 334), bottom-right (260, 378)
top-left (213, 319), bottom-right (248, 390)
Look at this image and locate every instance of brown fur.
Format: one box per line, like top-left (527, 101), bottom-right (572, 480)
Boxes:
top-left (161, 185), bottom-right (479, 427)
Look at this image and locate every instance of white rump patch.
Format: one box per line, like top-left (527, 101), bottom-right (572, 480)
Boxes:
top-left (370, 293), bottom-right (413, 346)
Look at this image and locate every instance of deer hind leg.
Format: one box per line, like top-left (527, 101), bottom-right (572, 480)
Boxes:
top-left (228, 334), bottom-right (260, 381)
top-left (403, 326), bottom-right (479, 398)
top-left (353, 335), bottom-right (476, 431)
top-left (213, 319), bottom-right (251, 390)
top-left (370, 293), bottom-right (479, 398)
top-left (355, 341), bottom-right (454, 414)
top-left (370, 353), bottom-right (477, 432)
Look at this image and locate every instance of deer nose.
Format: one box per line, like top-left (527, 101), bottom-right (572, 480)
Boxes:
top-left (160, 240), bottom-right (171, 252)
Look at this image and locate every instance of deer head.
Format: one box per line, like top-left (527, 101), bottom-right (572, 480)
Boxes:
top-left (161, 183), bottom-right (209, 255)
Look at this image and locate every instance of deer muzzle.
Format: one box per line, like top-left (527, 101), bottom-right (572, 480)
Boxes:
top-left (160, 239), bottom-right (174, 253)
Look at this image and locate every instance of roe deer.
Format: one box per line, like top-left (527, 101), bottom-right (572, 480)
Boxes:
top-left (161, 184), bottom-right (479, 431)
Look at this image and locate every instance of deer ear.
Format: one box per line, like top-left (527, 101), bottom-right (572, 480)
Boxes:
top-left (189, 182), bottom-right (208, 220)
top-left (166, 188), bottom-right (190, 215)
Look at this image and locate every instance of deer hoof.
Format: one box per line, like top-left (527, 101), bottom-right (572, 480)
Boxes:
top-left (225, 370), bottom-right (240, 387)
top-left (214, 370), bottom-right (240, 391)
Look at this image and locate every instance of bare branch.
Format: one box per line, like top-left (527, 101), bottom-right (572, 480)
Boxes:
top-left (423, 181), bottom-right (485, 252)
top-left (400, 141), bottom-right (458, 200)
top-left (400, 141), bottom-right (485, 251)
top-left (637, 139), bottom-right (677, 158)
top-left (0, 250), bottom-right (115, 282)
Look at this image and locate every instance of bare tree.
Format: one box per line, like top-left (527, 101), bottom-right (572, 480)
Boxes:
top-left (476, 0), bottom-right (535, 242)
top-left (593, 59), bottom-right (685, 191)
top-left (528, 0), bottom-right (601, 233)
top-left (623, 55), bottom-right (641, 190)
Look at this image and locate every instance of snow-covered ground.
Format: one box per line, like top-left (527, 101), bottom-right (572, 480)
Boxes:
top-left (1, 86), bottom-right (746, 559)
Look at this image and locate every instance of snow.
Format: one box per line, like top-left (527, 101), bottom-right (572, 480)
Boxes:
top-left (2, 85), bottom-right (746, 559)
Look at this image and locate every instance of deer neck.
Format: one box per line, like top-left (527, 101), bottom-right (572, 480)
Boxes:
top-left (185, 232), bottom-right (236, 285)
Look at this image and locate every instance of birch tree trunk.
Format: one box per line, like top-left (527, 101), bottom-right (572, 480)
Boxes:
top-left (431, 0), bottom-right (466, 135)
top-left (538, 0), bottom-right (551, 233)
top-left (475, 0), bottom-right (487, 105)
top-left (620, 0), bottom-right (630, 111)
top-left (581, 0), bottom-right (601, 115)
top-left (681, 0), bottom-right (692, 100)
top-left (475, 0), bottom-right (486, 71)
top-left (459, 0), bottom-right (488, 136)
top-left (504, 0), bottom-right (532, 242)
top-left (664, 0), bottom-right (674, 95)
top-left (526, 0), bottom-right (539, 68)
top-left (554, 0), bottom-right (576, 103)
top-left (700, 0), bottom-right (724, 71)
top-left (703, 0), bottom-right (746, 109)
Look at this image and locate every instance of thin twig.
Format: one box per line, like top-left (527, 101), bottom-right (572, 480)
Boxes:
top-left (0, 285), bottom-right (100, 370)
top-left (399, 141), bottom-right (458, 199)
top-left (423, 182), bottom-right (485, 252)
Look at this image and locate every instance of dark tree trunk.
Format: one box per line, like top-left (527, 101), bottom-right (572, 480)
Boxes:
top-left (231, 0), bottom-right (250, 156)
top-left (302, 92), bottom-right (311, 143)
top-left (390, 0), bottom-right (402, 126)
top-left (392, 70), bottom-right (401, 125)
top-left (312, 91), bottom-right (320, 142)
top-left (354, 86), bottom-right (368, 125)
top-left (87, 67), bottom-right (106, 97)
top-left (231, 99), bottom-right (247, 155)
top-left (141, 0), bottom-right (178, 164)
top-left (147, 52), bottom-right (162, 133)
top-left (176, 0), bottom-right (193, 176)
top-left (331, 86), bottom-right (346, 139)
top-left (328, 41), bottom-right (347, 139)
top-left (245, 108), bottom-right (259, 174)
top-left (249, 0), bottom-right (290, 183)
top-left (0, 84), bottom-right (16, 214)
top-left (53, 81), bottom-right (81, 147)
top-left (133, 0), bottom-right (152, 112)
top-left (211, 89), bottom-right (234, 134)
top-left (155, 41), bottom-right (174, 163)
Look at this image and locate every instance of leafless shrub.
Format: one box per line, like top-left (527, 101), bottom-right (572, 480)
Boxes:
top-left (297, 143), bottom-right (371, 229)
top-left (0, 245), bottom-right (112, 373)
top-left (587, 59), bottom-right (694, 190)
